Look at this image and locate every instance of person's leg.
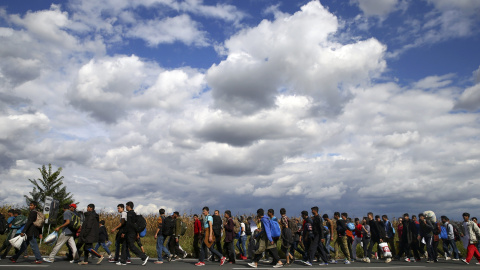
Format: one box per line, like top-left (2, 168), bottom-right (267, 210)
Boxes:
top-left (48, 232), bottom-right (69, 261)
top-left (94, 243), bottom-right (100, 252)
top-left (412, 240), bottom-right (420, 260)
top-left (66, 236), bottom-right (79, 260)
top-left (120, 237), bottom-right (128, 264)
top-left (198, 241), bottom-right (206, 262)
top-left (316, 238), bottom-right (328, 263)
top-left (466, 243), bottom-right (475, 263)
top-left (388, 237), bottom-right (396, 257)
top-left (12, 238), bottom-right (29, 261)
top-left (229, 241), bottom-right (236, 263)
top-left (86, 243), bottom-right (102, 258)
top-left (362, 238), bottom-right (370, 259)
top-left (425, 236), bottom-right (433, 260)
top-left (334, 237), bottom-right (340, 260)
top-left (367, 238), bottom-right (374, 258)
top-left (347, 237), bottom-right (353, 260)
top-left (193, 234), bottom-right (199, 258)
top-left (83, 243), bottom-right (89, 262)
top-left (449, 240), bottom-right (459, 259)
top-left (351, 237), bottom-right (359, 260)
top-left (114, 235), bottom-right (121, 261)
top-left (340, 236), bottom-right (351, 261)
top-left (156, 236), bottom-right (164, 261)
top-left (28, 237), bottom-right (42, 261)
top-left (101, 242), bottom-right (111, 255)
top-left (126, 234), bottom-right (147, 261)
top-left (308, 236), bottom-right (318, 263)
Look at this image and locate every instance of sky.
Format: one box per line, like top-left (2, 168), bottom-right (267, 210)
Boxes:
top-left (0, 0), bottom-right (479, 220)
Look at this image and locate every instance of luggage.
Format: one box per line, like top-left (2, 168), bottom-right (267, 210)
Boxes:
top-left (347, 222), bottom-right (355, 231)
top-left (379, 242), bottom-right (392, 258)
top-left (424, 211), bottom-right (436, 223)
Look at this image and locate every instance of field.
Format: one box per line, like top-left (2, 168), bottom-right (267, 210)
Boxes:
top-left (0, 206), bottom-right (468, 259)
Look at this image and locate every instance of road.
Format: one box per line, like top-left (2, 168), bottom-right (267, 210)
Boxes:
top-left (0, 257), bottom-right (476, 269)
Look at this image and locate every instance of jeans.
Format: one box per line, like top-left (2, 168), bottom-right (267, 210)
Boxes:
top-left (199, 240), bottom-right (223, 263)
top-left (325, 234), bottom-right (335, 253)
top-left (236, 235), bottom-right (247, 257)
top-left (352, 236), bottom-right (362, 259)
top-left (13, 236), bottom-right (42, 261)
top-left (156, 235), bottom-right (170, 261)
top-left (425, 235), bottom-right (434, 260)
top-left (193, 234), bottom-right (200, 258)
top-left (94, 242), bottom-right (111, 255)
top-left (114, 233), bottom-right (130, 261)
top-left (225, 241), bottom-right (235, 263)
top-left (446, 239), bottom-right (459, 259)
top-left (362, 238), bottom-right (370, 258)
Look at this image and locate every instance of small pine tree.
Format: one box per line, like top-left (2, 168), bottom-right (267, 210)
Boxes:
top-left (24, 164), bottom-right (75, 225)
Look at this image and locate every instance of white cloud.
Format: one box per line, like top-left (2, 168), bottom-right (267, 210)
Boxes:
top-left (353, 0), bottom-right (399, 18)
top-left (454, 84), bottom-right (480, 111)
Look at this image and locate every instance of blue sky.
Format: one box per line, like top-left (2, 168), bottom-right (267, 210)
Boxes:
top-left (0, 0), bottom-right (479, 219)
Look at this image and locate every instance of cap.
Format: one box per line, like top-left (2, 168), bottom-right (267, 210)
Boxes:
top-left (70, 204), bottom-right (77, 209)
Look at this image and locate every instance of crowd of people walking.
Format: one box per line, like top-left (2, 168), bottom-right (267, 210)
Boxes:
top-left (1, 201), bottom-right (480, 267)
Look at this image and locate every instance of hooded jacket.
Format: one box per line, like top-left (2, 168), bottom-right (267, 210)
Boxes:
top-left (402, 219), bottom-right (418, 244)
top-left (80, 210), bottom-right (99, 243)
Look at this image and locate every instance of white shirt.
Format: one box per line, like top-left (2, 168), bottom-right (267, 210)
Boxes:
top-left (240, 222), bottom-right (246, 236)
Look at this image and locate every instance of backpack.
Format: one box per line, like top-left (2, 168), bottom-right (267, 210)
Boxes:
top-left (288, 219), bottom-right (298, 234)
top-left (270, 218), bottom-right (281, 238)
top-left (323, 226), bottom-right (329, 236)
top-left (347, 222), bottom-right (355, 231)
top-left (245, 221), bottom-right (252, 236)
top-left (0, 214), bottom-right (7, 235)
top-left (212, 215), bottom-right (222, 235)
top-left (70, 213), bottom-right (82, 231)
top-left (433, 222), bottom-right (441, 235)
top-left (33, 211), bottom-right (45, 228)
top-left (180, 220), bottom-right (187, 236)
top-left (440, 225), bottom-right (448, 239)
top-left (452, 223), bottom-right (461, 241)
top-left (162, 216), bottom-right (175, 236)
top-left (139, 228), bottom-right (147, 238)
top-left (134, 214), bottom-right (147, 234)
top-left (233, 219), bottom-right (241, 234)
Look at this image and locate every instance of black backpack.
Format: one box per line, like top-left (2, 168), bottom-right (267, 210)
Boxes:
top-left (0, 213), bottom-right (7, 235)
top-left (162, 216), bottom-right (175, 236)
top-left (245, 221), bottom-right (251, 236)
top-left (135, 214), bottom-right (147, 233)
top-left (212, 215), bottom-right (222, 235)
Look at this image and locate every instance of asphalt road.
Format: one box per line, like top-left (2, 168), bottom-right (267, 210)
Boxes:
top-left (0, 256), bottom-right (478, 269)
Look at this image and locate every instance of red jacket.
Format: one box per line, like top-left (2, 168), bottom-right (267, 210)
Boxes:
top-left (194, 219), bottom-right (202, 235)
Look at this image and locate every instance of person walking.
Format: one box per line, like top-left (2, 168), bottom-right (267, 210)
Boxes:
top-left (193, 214), bottom-right (201, 259)
top-left (361, 217), bottom-right (371, 263)
top-left (311, 207), bottom-right (328, 266)
top-left (461, 212), bottom-right (480, 265)
top-left (223, 211), bottom-right (236, 264)
top-left (383, 215), bottom-right (396, 258)
top-left (195, 207), bottom-right (226, 266)
top-left (248, 208), bottom-right (282, 268)
top-left (78, 204), bottom-right (103, 265)
top-left (418, 213), bottom-right (435, 263)
top-left (236, 216), bottom-right (248, 260)
top-left (94, 220), bottom-right (111, 258)
top-left (154, 208), bottom-right (172, 264)
top-left (333, 212), bottom-right (351, 264)
top-left (441, 216), bottom-right (459, 260)
top-left (118, 202), bottom-right (149, 266)
top-left (352, 218), bottom-right (363, 262)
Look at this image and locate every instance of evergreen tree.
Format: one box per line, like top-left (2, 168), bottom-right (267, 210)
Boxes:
top-left (24, 164), bottom-right (75, 225)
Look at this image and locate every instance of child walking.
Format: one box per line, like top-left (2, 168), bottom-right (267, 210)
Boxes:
top-left (94, 220), bottom-right (112, 259)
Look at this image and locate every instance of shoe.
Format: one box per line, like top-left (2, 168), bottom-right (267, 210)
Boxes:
top-left (385, 258), bottom-right (391, 263)
top-left (109, 258), bottom-right (118, 263)
top-left (154, 261), bottom-right (163, 264)
top-left (142, 256), bottom-right (149, 266)
top-left (304, 261), bottom-right (312, 266)
top-left (108, 254), bottom-right (113, 259)
top-left (462, 259), bottom-right (469, 264)
top-left (126, 259), bottom-right (131, 264)
top-left (405, 258), bottom-right (410, 262)
top-left (220, 257), bottom-right (226, 266)
top-left (426, 260), bottom-right (433, 263)
top-left (319, 262), bottom-right (328, 266)
top-left (195, 262), bottom-right (205, 266)
top-left (247, 262), bottom-right (257, 268)
top-left (78, 261), bottom-right (88, 265)
top-left (375, 252), bottom-right (378, 260)
top-left (453, 258), bottom-right (460, 261)
top-left (167, 254), bottom-right (173, 262)
top-left (366, 257), bottom-right (370, 263)
top-left (445, 256), bottom-right (451, 260)
top-left (269, 261), bottom-right (276, 265)
top-left (70, 260), bottom-right (78, 263)
top-left (43, 258), bottom-right (53, 263)
top-left (273, 263), bottom-right (283, 268)
top-left (32, 260), bottom-right (43, 264)
top-left (344, 260), bottom-right (351, 264)
top-left (97, 255), bottom-right (104, 264)
top-left (329, 259), bottom-right (337, 264)
top-left (116, 261), bottom-right (127, 265)
top-left (183, 251), bottom-right (188, 259)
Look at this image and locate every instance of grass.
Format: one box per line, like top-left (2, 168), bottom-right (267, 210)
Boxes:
top-left (0, 206), bottom-right (468, 259)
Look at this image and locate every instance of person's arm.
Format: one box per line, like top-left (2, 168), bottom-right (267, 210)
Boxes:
top-left (329, 220), bottom-right (334, 240)
top-left (112, 218), bottom-right (126, 233)
top-left (55, 218), bottom-right (70, 231)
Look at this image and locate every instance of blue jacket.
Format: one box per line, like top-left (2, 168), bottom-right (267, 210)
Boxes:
top-left (260, 216), bottom-right (273, 242)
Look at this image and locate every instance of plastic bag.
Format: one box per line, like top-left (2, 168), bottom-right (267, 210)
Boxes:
top-left (378, 242), bottom-right (392, 258)
top-left (105, 240), bottom-right (112, 247)
top-left (9, 235), bottom-right (27, 250)
top-left (44, 231), bottom-right (58, 246)
top-left (424, 211), bottom-right (436, 223)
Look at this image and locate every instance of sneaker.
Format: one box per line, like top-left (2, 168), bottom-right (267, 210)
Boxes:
top-left (142, 256), bottom-right (149, 266)
top-left (70, 260), bottom-right (79, 263)
top-left (43, 258), bottom-right (53, 263)
top-left (344, 260), bottom-right (351, 264)
top-left (167, 254), bottom-right (173, 262)
top-left (97, 255), bottom-right (104, 265)
top-left (319, 262), bottom-right (328, 266)
top-left (116, 262), bottom-right (127, 265)
top-left (426, 260), bottom-right (433, 263)
top-left (445, 256), bottom-right (451, 260)
top-left (78, 261), bottom-right (88, 265)
top-left (183, 251), bottom-right (188, 259)
top-left (375, 252), bottom-right (378, 260)
top-left (126, 259), bottom-right (132, 264)
top-left (32, 260), bottom-right (43, 264)
top-left (366, 257), bottom-right (371, 263)
top-left (304, 261), bottom-right (312, 266)
top-left (195, 262), bottom-right (205, 266)
top-left (405, 258), bottom-right (411, 262)
top-left (329, 259), bottom-right (337, 264)
top-left (385, 258), bottom-right (392, 263)
top-left (220, 257), bottom-right (226, 266)
top-left (453, 258), bottom-right (460, 261)
top-left (154, 261), bottom-right (163, 264)
top-left (247, 262), bottom-right (257, 268)
top-left (273, 263), bottom-right (283, 268)
top-left (462, 259), bottom-right (469, 264)
top-left (109, 258), bottom-right (117, 263)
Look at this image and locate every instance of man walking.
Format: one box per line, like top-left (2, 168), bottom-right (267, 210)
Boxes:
top-left (248, 208), bottom-right (282, 268)
top-left (44, 204), bottom-right (79, 263)
top-left (195, 206), bottom-right (225, 266)
top-left (109, 204), bottom-right (129, 263)
top-left (311, 207), bottom-right (328, 265)
top-left (383, 215), bottom-right (396, 258)
top-left (461, 213), bottom-right (480, 264)
top-left (223, 210), bottom-right (236, 264)
top-left (441, 216), bottom-right (459, 260)
top-left (193, 214), bottom-right (201, 259)
top-left (10, 201), bottom-right (42, 264)
top-left (118, 202), bottom-right (149, 266)
top-left (333, 212), bottom-right (351, 264)
top-left (78, 204), bottom-right (103, 265)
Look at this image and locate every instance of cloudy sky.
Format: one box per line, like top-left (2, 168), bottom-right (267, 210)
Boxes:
top-left (1, 0), bottom-right (479, 219)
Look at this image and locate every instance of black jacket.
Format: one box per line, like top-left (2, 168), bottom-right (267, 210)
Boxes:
top-left (402, 219), bottom-right (418, 244)
top-left (312, 215), bottom-right (324, 238)
top-left (23, 210), bottom-right (41, 238)
top-left (126, 210), bottom-right (138, 235)
top-left (80, 211), bottom-right (99, 243)
top-left (369, 219), bottom-right (385, 241)
top-left (420, 219), bottom-right (434, 237)
top-left (336, 219), bottom-right (348, 237)
top-left (212, 215), bottom-right (222, 236)
top-left (99, 225), bottom-right (109, 242)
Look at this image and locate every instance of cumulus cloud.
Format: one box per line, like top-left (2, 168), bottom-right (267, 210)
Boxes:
top-left (352, 0), bottom-right (400, 18)
top-left (454, 84), bottom-right (480, 111)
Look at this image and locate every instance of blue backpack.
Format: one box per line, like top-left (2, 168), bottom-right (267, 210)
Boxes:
top-left (440, 225), bottom-right (448, 239)
top-left (347, 222), bottom-right (355, 231)
top-left (270, 217), bottom-right (281, 238)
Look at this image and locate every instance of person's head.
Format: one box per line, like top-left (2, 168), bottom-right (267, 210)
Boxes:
top-left (367, 212), bottom-right (373, 220)
top-left (418, 213), bottom-right (425, 221)
top-left (398, 217), bottom-right (403, 224)
top-left (375, 215), bottom-right (380, 221)
top-left (257, 208), bottom-right (264, 218)
top-left (333, 212), bottom-right (340, 220)
top-left (472, 217), bottom-right (478, 223)
top-left (341, 212), bottom-right (348, 219)
top-left (29, 201), bottom-right (38, 210)
top-left (63, 204), bottom-right (70, 212)
top-left (69, 203), bottom-right (77, 211)
top-left (311, 206), bottom-right (319, 215)
top-left (322, 214), bottom-right (329, 221)
top-left (247, 216), bottom-right (252, 222)
top-left (224, 210), bottom-right (231, 218)
top-left (362, 217), bottom-right (367, 224)
top-left (202, 206), bottom-right (209, 216)
top-left (301, 210), bottom-right (309, 219)
top-left (403, 213), bottom-right (409, 221)
top-left (194, 214), bottom-right (198, 220)
top-left (7, 209), bottom-right (14, 217)
top-left (355, 218), bottom-right (360, 225)
top-left (463, 212), bottom-right (470, 222)
top-left (441, 215), bottom-right (449, 223)
top-left (214, 210), bottom-right (220, 216)
top-left (280, 208), bottom-right (286, 216)
top-left (267, 209), bottom-right (274, 218)
top-left (159, 208), bottom-right (165, 215)
top-left (87, 204), bottom-right (95, 211)
top-left (412, 215), bottom-right (417, 221)
top-left (117, 204), bottom-right (125, 213)
top-left (173, 211), bottom-right (180, 218)
top-left (382, 215), bottom-right (388, 221)
top-left (99, 220), bottom-right (105, 226)
top-left (126, 201), bottom-right (134, 211)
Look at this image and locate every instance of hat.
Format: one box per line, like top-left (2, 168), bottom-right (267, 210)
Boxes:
top-left (70, 204), bottom-right (77, 209)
